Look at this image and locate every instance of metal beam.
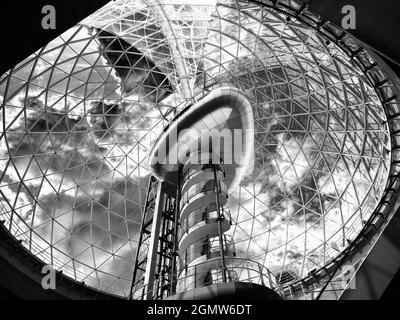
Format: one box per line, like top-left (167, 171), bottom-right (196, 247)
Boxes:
top-left (340, 211), bottom-right (400, 299)
top-left (143, 182), bottom-right (164, 300)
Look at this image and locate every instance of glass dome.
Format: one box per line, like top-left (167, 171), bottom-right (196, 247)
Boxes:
top-left (0, 0), bottom-right (392, 297)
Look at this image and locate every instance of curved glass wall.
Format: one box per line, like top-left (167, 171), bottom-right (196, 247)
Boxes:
top-left (0, 0), bottom-right (392, 297)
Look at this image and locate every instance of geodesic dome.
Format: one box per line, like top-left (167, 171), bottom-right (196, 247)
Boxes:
top-left (0, 0), bottom-right (397, 298)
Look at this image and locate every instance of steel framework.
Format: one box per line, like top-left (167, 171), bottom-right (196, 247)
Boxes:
top-left (0, 0), bottom-right (399, 299)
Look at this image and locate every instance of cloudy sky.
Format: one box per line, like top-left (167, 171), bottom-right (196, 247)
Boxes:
top-left (0, 0), bottom-right (391, 296)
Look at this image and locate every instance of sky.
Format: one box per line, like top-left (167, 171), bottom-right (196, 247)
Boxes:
top-left (0, 0), bottom-right (391, 296)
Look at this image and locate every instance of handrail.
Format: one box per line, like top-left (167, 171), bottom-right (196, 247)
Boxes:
top-left (180, 181), bottom-right (228, 211)
top-left (130, 257), bottom-right (284, 300)
top-left (178, 234), bottom-right (236, 270)
top-left (179, 206), bottom-right (232, 239)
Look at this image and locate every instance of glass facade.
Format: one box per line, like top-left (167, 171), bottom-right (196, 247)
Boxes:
top-left (0, 0), bottom-right (392, 297)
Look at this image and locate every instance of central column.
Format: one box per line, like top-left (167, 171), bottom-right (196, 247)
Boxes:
top-left (176, 151), bottom-right (234, 292)
top-left (147, 86), bottom-right (276, 300)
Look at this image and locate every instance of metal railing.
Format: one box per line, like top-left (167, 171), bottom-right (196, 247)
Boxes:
top-left (179, 206), bottom-right (232, 239)
top-left (178, 234), bottom-right (236, 271)
top-left (180, 180), bottom-right (228, 211)
top-left (182, 163), bottom-right (225, 186)
top-left (130, 257), bottom-right (284, 300)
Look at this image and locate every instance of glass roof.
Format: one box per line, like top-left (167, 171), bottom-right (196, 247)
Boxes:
top-left (0, 0), bottom-right (391, 297)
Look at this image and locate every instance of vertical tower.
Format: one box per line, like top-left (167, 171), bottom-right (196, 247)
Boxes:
top-left (132, 86), bottom-right (283, 300)
top-left (176, 153), bottom-right (232, 293)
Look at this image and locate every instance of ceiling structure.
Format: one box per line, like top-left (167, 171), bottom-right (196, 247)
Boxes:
top-left (0, 0), bottom-right (398, 299)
